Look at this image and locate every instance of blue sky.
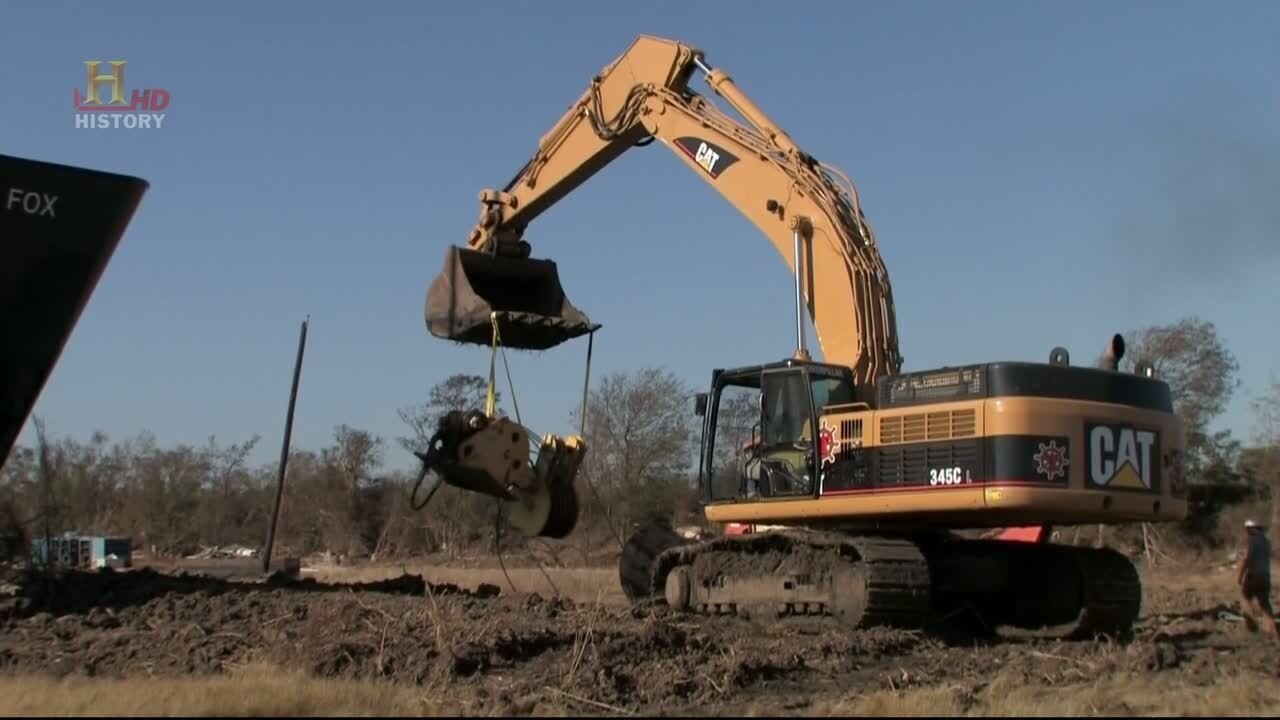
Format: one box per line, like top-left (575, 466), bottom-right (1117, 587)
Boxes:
top-left (5, 1), bottom-right (1278, 470)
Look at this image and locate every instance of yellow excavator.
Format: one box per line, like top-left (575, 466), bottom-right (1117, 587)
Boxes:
top-left (417, 35), bottom-right (1187, 638)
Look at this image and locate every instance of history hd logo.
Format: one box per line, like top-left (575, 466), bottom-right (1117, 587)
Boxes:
top-left (73, 60), bottom-right (170, 129)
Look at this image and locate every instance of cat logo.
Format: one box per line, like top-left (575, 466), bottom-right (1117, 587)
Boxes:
top-left (672, 136), bottom-right (740, 179)
top-left (1087, 423), bottom-right (1160, 492)
top-left (695, 143), bottom-right (721, 175)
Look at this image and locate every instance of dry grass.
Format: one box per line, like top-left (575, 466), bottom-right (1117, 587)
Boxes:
top-left (1143, 552), bottom-right (1280, 597)
top-left (6, 665), bottom-right (1278, 717)
top-left (809, 668), bottom-right (1280, 717)
top-left (0, 663), bottom-right (443, 717)
top-left (309, 563), bottom-right (625, 606)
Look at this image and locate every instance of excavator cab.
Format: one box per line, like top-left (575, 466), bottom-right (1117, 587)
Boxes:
top-left (424, 244), bottom-right (599, 351)
top-left (697, 359), bottom-right (857, 504)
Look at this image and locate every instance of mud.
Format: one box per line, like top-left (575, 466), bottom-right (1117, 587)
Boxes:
top-left (689, 537), bottom-right (843, 581)
top-left (0, 565), bottom-right (1277, 716)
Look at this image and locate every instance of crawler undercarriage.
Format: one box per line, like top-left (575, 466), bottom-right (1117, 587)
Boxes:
top-left (620, 525), bottom-right (1141, 640)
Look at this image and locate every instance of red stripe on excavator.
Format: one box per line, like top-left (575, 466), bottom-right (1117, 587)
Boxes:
top-left (989, 526), bottom-right (1050, 543)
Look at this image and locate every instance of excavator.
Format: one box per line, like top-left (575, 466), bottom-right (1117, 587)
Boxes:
top-left (1, 154), bottom-right (149, 464)
top-left (417, 35), bottom-right (1188, 638)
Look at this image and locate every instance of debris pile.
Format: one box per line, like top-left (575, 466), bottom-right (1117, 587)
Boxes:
top-left (185, 545), bottom-right (260, 560)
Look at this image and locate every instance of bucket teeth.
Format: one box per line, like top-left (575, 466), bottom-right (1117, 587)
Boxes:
top-left (424, 245), bottom-right (599, 351)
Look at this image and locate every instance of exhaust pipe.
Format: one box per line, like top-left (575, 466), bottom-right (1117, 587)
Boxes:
top-left (1097, 333), bottom-right (1126, 371)
top-left (424, 245), bottom-right (600, 351)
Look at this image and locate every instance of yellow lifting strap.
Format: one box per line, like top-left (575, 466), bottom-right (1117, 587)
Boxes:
top-left (485, 311), bottom-right (597, 434)
top-left (486, 313), bottom-right (523, 424)
top-left (486, 313), bottom-right (500, 418)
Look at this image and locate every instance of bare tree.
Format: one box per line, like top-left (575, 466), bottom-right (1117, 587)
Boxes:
top-left (1124, 316), bottom-right (1241, 482)
top-left (572, 367), bottom-right (698, 546)
top-left (1250, 373), bottom-right (1280, 535)
top-left (1255, 373), bottom-right (1280, 446)
top-left (297, 425), bottom-right (387, 557)
top-left (200, 434), bottom-right (261, 548)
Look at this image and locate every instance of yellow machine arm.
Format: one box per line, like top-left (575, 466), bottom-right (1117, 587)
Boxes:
top-left (428, 34), bottom-right (902, 394)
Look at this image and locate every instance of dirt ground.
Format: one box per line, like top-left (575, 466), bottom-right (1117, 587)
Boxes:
top-left (2, 556), bottom-right (1279, 716)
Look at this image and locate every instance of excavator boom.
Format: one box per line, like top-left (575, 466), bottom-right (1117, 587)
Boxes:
top-left (425, 35), bottom-right (901, 392)
top-left (0, 154), bottom-right (149, 463)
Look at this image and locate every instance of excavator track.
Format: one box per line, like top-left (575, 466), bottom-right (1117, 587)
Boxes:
top-left (621, 525), bottom-right (1143, 640)
top-left (925, 538), bottom-right (1142, 640)
top-left (1072, 545), bottom-right (1143, 637)
top-left (626, 527), bottom-right (931, 629)
top-left (1018, 543), bottom-right (1142, 639)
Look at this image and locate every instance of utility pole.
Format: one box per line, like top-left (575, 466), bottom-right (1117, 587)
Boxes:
top-left (262, 316), bottom-right (308, 575)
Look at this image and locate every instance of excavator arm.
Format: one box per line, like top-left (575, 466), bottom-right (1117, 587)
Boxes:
top-left (425, 34), bottom-right (902, 392)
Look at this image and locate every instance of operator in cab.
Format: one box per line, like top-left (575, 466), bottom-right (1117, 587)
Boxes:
top-left (1238, 519), bottom-right (1280, 643)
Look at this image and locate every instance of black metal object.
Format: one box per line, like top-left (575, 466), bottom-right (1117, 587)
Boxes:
top-left (0, 154), bottom-right (149, 464)
top-left (262, 317), bottom-right (308, 575)
top-left (407, 409), bottom-right (580, 539)
top-left (409, 409), bottom-right (518, 513)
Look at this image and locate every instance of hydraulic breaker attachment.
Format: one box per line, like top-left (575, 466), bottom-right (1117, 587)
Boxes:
top-left (1, 154), bottom-right (149, 462)
top-left (410, 409), bottom-right (584, 539)
top-left (424, 245), bottom-right (599, 351)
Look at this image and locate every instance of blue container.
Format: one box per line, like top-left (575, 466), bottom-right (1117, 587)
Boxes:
top-left (30, 534), bottom-right (132, 568)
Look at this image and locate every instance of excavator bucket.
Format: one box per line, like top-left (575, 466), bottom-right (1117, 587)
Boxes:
top-left (0, 154), bottom-right (149, 462)
top-left (425, 245), bottom-right (599, 351)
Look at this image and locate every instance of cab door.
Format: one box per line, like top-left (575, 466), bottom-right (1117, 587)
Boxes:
top-left (755, 367), bottom-right (819, 498)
